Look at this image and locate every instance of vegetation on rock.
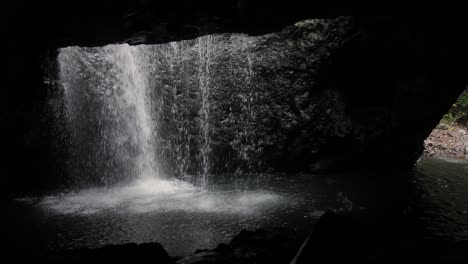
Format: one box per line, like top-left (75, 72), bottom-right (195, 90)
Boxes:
top-left (442, 87), bottom-right (468, 126)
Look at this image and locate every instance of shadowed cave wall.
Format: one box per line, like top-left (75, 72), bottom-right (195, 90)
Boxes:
top-left (2, 2), bottom-right (468, 196)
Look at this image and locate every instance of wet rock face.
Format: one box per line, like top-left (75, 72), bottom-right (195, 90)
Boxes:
top-left (46, 243), bottom-right (171, 263)
top-left (164, 18), bottom-right (355, 174)
top-left (53, 18), bottom-right (355, 178)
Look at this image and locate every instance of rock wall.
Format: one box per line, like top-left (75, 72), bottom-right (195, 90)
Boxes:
top-left (146, 18), bottom-right (355, 175)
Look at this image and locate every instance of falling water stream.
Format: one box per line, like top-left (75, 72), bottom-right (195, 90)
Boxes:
top-left (58, 34), bottom-right (266, 188)
top-left (59, 45), bottom-right (159, 186)
top-left (197, 35), bottom-right (213, 187)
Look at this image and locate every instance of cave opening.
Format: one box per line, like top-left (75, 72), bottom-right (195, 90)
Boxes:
top-left (423, 87), bottom-right (468, 159)
top-left (412, 87), bottom-right (468, 243)
top-left (4, 5), bottom-right (468, 262)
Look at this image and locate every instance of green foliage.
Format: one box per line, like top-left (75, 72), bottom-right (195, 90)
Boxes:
top-left (456, 88), bottom-right (468, 109)
top-left (442, 87), bottom-right (468, 125)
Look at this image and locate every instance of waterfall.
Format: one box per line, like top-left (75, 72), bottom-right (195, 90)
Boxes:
top-left (167, 42), bottom-right (188, 178)
top-left (57, 34), bottom-right (258, 188)
top-left (238, 37), bottom-right (256, 173)
top-left (58, 44), bottom-right (158, 187)
top-left (197, 35), bottom-right (213, 187)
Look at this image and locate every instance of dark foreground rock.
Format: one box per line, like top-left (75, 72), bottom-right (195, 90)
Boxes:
top-left (295, 211), bottom-right (468, 263)
top-left (48, 243), bottom-right (171, 263)
top-left (176, 227), bottom-right (302, 264)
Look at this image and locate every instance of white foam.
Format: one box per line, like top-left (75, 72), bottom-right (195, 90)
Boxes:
top-left (39, 178), bottom-right (281, 215)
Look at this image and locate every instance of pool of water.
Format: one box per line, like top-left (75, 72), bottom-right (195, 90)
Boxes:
top-left (7, 156), bottom-right (468, 257)
top-left (10, 173), bottom-right (370, 256)
top-left (412, 156), bottom-right (468, 241)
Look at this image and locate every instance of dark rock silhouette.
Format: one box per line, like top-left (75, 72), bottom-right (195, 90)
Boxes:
top-left (294, 210), bottom-right (468, 263)
top-left (176, 227), bottom-right (302, 264)
top-left (48, 243), bottom-right (171, 263)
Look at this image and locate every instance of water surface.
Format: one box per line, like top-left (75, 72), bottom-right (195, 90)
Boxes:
top-left (412, 156), bottom-right (468, 241)
top-left (12, 173), bottom-right (366, 256)
top-left (9, 157), bottom-right (468, 256)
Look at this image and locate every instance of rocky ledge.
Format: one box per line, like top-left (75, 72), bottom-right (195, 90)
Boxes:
top-left (423, 124), bottom-right (468, 159)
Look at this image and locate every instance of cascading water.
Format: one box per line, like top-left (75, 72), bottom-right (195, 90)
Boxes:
top-left (235, 37), bottom-right (257, 174)
top-left (58, 44), bottom-right (159, 187)
top-left (57, 34), bottom-right (261, 188)
top-left (48, 36), bottom-right (285, 217)
top-left (47, 35), bottom-right (282, 221)
top-left (167, 42), bottom-right (191, 178)
top-left (197, 35), bottom-right (214, 187)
